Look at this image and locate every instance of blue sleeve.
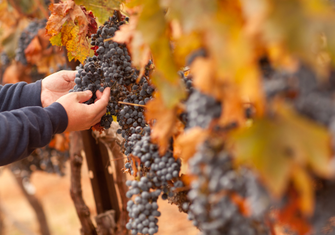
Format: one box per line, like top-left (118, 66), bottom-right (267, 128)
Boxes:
top-left (0, 80), bottom-right (42, 111)
top-left (0, 102), bottom-right (68, 166)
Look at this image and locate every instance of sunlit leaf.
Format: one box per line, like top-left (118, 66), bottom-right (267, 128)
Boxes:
top-left (292, 167), bottom-right (314, 215)
top-left (46, 0), bottom-right (97, 63)
top-left (145, 96), bottom-right (178, 155)
top-left (230, 101), bottom-right (333, 198)
top-left (74, 0), bottom-right (124, 24)
top-left (174, 127), bottom-right (209, 161)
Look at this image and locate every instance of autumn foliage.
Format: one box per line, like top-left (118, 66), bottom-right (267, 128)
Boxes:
top-left (3, 0), bottom-right (335, 234)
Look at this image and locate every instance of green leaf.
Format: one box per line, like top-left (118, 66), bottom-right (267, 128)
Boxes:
top-left (9, 0), bottom-right (47, 18)
top-left (50, 33), bottom-right (62, 47)
top-left (230, 102), bottom-right (333, 197)
top-left (74, 0), bottom-right (124, 24)
top-left (136, 0), bottom-right (186, 106)
top-left (151, 71), bottom-right (186, 108)
top-left (1, 27), bottom-right (21, 58)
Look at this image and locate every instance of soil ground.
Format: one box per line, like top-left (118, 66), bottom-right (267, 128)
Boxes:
top-left (0, 160), bottom-right (198, 235)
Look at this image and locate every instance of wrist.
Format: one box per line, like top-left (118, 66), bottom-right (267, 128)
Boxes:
top-left (40, 79), bottom-right (47, 108)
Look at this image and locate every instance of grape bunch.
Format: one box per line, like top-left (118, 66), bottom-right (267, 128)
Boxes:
top-left (185, 89), bottom-right (222, 129)
top-left (124, 130), bottom-right (183, 235)
top-left (10, 140), bottom-right (70, 178)
top-left (0, 52), bottom-right (11, 83)
top-left (15, 19), bottom-right (47, 65)
top-left (179, 71), bottom-right (194, 96)
top-left (126, 180), bottom-right (161, 235)
top-left (187, 140), bottom-right (270, 235)
top-left (73, 12), bottom-right (187, 235)
top-left (178, 68), bottom-right (222, 129)
top-left (73, 12), bottom-right (154, 132)
top-left (0, 52), bottom-right (10, 67)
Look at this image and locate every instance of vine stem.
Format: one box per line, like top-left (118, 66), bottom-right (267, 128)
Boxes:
top-left (69, 131), bottom-right (98, 235)
top-left (118, 101), bottom-right (146, 107)
top-left (104, 38), bottom-right (114, 42)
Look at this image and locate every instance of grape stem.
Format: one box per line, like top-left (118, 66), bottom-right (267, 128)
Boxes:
top-left (118, 101), bottom-right (146, 107)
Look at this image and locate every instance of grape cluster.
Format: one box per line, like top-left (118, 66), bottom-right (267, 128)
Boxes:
top-left (10, 141), bottom-right (70, 178)
top-left (15, 19), bottom-right (47, 65)
top-left (179, 71), bottom-right (193, 96)
top-left (186, 48), bottom-right (207, 66)
top-left (187, 140), bottom-right (270, 235)
top-left (0, 52), bottom-right (10, 83)
top-left (73, 12), bottom-right (154, 131)
top-left (124, 130), bottom-right (184, 235)
top-left (73, 12), bottom-right (186, 235)
top-left (125, 180), bottom-right (160, 235)
top-left (0, 52), bottom-right (10, 66)
top-left (185, 89), bottom-right (222, 129)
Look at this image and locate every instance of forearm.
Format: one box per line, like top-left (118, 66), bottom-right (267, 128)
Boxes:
top-left (0, 102), bottom-right (68, 166)
top-left (0, 80), bottom-right (42, 111)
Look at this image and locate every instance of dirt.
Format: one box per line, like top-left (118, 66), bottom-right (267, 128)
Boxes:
top-left (0, 160), bottom-right (198, 235)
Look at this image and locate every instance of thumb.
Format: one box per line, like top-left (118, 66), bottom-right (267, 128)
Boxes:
top-left (75, 90), bottom-right (92, 103)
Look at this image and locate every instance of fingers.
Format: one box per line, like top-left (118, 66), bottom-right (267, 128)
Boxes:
top-left (95, 90), bottom-right (103, 100)
top-left (62, 70), bottom-right (77, 82)
top-left (75, 90), bottom-right (93, 103)
top-left (91, 87), bottom-right (110, 112)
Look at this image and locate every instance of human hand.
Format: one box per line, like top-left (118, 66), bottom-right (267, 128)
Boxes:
top-left (41, 70), bottom-right (77, 108)
top-left (56, 87), bottom-right (111, 132)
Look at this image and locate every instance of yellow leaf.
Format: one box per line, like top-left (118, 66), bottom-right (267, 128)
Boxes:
top-left (231, 118), bottom-right (293, 197)
top-left (46, 0), bottom-right (97, 62)
top-left (174, 127), bottom-right (209, 161)
top-left (292, 167), bottom-right (314, 215)
top-left (145, 96), bottom-right (178, 155)
top-left (230, 101), bottom-right (333, 198)
top-left (50, 33), bottom-right (62, 46)
top-left (74, 0), bottom-right (124, 24)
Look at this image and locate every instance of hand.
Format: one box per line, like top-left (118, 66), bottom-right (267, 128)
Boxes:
top-left (41, 70), bottom-right (77, 108)
top-left (56, 87), bottom-right (111, 132)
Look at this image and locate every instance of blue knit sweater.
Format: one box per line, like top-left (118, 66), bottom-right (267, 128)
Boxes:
top-left (0, 80), bottom-right (68, 166)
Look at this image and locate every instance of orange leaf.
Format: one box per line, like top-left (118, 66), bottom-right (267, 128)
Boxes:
top-left (274, 189), bottom-right (311, 235)
top-left (180, 174), bottom-right (196, 187)
top-left (291, 166), bottom-right (314, 216)
top-left (3, 62), bottom-right (31, 84)
top-left (54, 133), bottom-right (70, 152)
top-left (129, 154), bottom-right (141, 177)
top-left (24, 36), bottom-right (43, 64)
top-left (230, 192), bottom-right (251, 216)
top-left (145, 96), bottom-right (178, 155)
top-left (46, 0), bottom-right (97, 62)
top-left (174, 127), bottom-right (208, 161)
top-left (113, 15), bottom-right (151, 72)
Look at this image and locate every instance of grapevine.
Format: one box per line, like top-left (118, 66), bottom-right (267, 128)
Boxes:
top-left (3, 0), bottom-right (335, 235)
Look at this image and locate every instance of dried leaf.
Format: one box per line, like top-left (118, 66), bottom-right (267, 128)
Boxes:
top-left (180, 174), bottom-right (196, 187)
top-left (113, 15), bottom-right (151, 70)
top-left (54, 133), bottom-right (70, 152)
top-left (145, 96), bottom-right (178, 155)
top-left (174, 127), bottom-right (208, 161)
top-left (3, 62), bottom-right (31, 84)
top-left (274, 189), bottom-right (312, 235)
top-left (135, 0), bottom-right (186, 107)
top-left (292, 167), bottom-right (314, 215)
top-left (129, 154), bottom-right (141, 177)
top-left (46, 0), bottom-right (97, 63)
top-left (74, 0), bottom-right (124, 24)
top-left (230, 101), bottom-right (333, 199)
top-left (230, 192), bottom-right (250, 216)
top-left (24, 36), bottom-right (43, 64)
top-left (24, 28), bottom-right (66, 74)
